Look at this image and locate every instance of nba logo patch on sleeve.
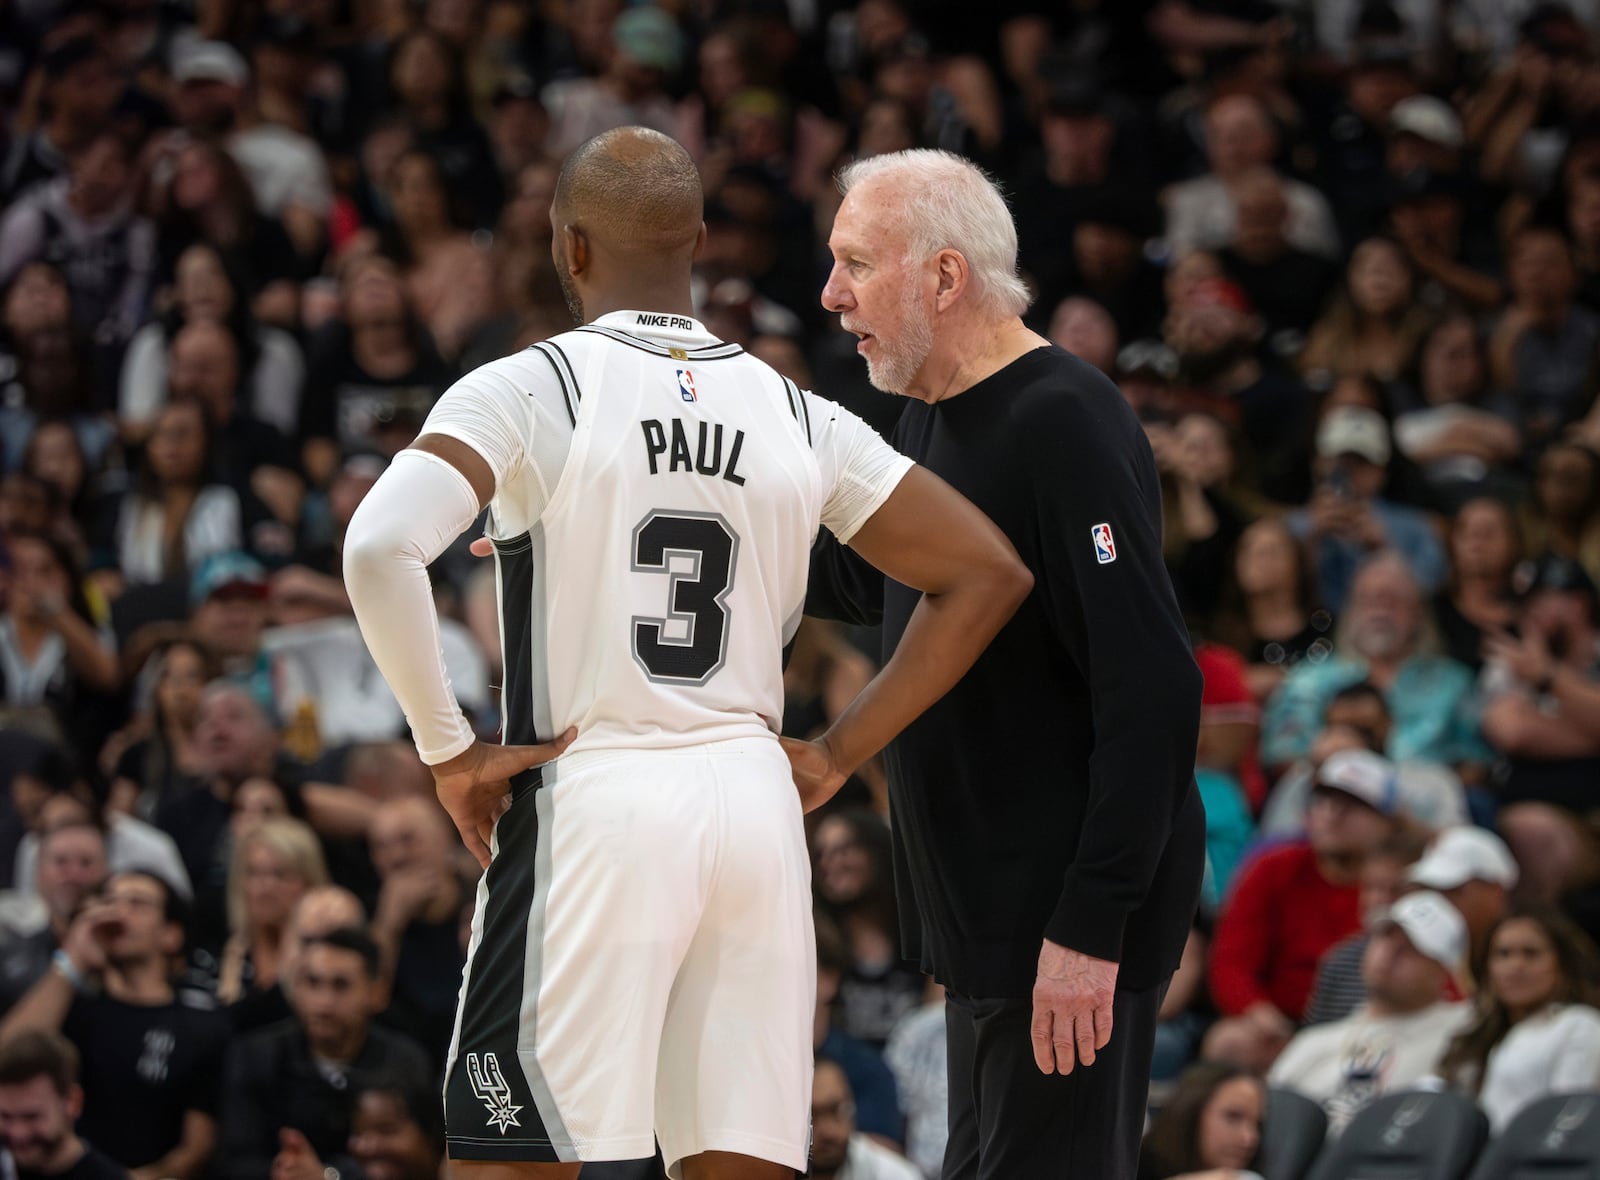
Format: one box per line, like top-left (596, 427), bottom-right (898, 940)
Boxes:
top-left (1091, 522), bottom-right (1116, 564)
top-left (677, 369), bottom-right (697, 403)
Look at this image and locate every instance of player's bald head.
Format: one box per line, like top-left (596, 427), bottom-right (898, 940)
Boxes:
top-left (553, 127), bottom-right (703, 255)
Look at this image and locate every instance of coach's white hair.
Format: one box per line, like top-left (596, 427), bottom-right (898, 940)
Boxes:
top-left (839, 149), bottom-right (1031, 318)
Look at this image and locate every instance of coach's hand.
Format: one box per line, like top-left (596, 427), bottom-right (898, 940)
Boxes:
top-left (1032, 939), bottom-right (1117, 1075)
top-left (432, 731), bottom-right (577, 868)
top-left (780, 735), bottom-right (848, 812)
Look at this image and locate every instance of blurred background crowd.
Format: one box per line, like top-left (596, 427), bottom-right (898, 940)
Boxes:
top-left (3, 0), bottom-right (1600, 1177)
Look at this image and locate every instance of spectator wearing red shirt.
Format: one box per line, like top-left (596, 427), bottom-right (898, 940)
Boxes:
top-left (1201, 749), bottom-right (1402, 1072)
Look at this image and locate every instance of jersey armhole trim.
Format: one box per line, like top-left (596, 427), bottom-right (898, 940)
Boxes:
top-left (529, 342), bottom-right (580, 426)
top-left (782, 378), bottom-right (812, 445)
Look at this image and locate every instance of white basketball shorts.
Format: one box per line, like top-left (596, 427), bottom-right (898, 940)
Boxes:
top-left (442, 737), bottom-right (815, 1177)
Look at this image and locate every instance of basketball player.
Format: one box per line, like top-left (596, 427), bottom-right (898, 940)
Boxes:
top-left (341, 127), bottom-right (1032, 1180)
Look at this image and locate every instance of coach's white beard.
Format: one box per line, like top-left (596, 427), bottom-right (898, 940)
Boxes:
top-left (863, 286), bottom-right (935, 394)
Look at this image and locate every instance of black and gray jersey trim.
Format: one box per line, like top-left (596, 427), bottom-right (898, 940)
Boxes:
top-left (781, 377), bottom-right (812, 445)
top-left (529, 342), bottom-right (580, 426)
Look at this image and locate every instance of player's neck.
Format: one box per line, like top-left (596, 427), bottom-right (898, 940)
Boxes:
top-left (582, 284), bottom-right (697, 326)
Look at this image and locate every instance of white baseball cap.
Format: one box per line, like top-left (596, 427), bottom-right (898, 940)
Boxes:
top-left (174, 40), bottom-right (249, 86)
top-left (1316, 406), bottom-right (1391, 466)
top-left (1374, 890), bottom-right (1467, 972)
top-left (1409, 826), bottom-right (1520, 891)
top-left (1315, 749), bottom-right (1400, 816)
top-left (1389, 95), bottom-right (1464, 149)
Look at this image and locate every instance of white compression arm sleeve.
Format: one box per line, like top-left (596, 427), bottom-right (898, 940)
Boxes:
top-left (345, 449), bottom-right (483, 764)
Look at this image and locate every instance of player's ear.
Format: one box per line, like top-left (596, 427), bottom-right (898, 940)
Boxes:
top-left (562, 224), bottom-right (589, 277)
top-left (933, 248), bottom-right (969, 309)
top-left (692, 221), bottom-right (707, 262)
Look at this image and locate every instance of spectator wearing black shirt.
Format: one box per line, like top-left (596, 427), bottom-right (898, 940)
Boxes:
top-left (1481, 554), bottom-right (1600, 905)
top-left (0, 1030), bottom-right (128, 1180)
top-left (296, 254), bottom-right (454, 488)
top-left (226, 884), bottom-right (365, 1035)
top-left (1218, 168), bottom-right (1341, 345)
top-left (1214, 516), bottom-right (1334, 703)
top-left (366, 798), bottom-right (465, 1072)
top-left (803, 149), bottom-right (1203, 1179)
top-left (383, 29), bottom-right (503, 230)
top-left (215, 929), bottom-right (431, 1180)
top-left (154, 681), bottom-right (372, 958)
top-left (107, 638), bottom-right (215, 821)
top-left (1432, 497), bottom-right (1520, 672)
top-left (1318, 44), bottom-right (1420, 248)
top-left (1164, 276), bottom-right (1315, 504)
top-left (1011, 81), bottom-right (1118, 320)
top-left (1055, 184), bottom-right (1165, 342)
top-left (0, 871), bottom-right (225, 1180)
top-left (156, 140), bottom-right (302, 330)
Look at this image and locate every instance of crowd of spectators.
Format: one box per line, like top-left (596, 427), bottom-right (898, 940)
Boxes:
top-left (3, 0), bottom-right (1600, 1177)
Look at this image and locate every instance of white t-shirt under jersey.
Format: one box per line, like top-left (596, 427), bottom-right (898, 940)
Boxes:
top-left (420, 310), bottom-right (912, 756)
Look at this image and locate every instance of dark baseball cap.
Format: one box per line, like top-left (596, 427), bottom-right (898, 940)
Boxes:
top-left (1513, 552), bottom-right (1599, 604)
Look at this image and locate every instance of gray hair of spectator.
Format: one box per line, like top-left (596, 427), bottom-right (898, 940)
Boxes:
top-left (199, 681), bottom-right (274, 728)
top-left (1333, 550), bottom-right (1442, 659)
top-left (838, 149), bottom-right (1031, 319)
top-left (0, 1030), bottom-right (80, 1095)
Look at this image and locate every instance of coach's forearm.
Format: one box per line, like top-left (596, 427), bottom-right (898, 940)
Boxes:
top-left (345, 450), bottom-right (481, 765)
top-left (820, 565), bottom-right (1031, 776)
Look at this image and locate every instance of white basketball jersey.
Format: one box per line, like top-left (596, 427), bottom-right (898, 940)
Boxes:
top-left (420, 311), bottom-right (911, 755)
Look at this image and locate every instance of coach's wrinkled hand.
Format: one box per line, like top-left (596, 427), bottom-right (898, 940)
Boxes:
top-left (1032, 939), bottom-right (1117, 1075)
top-left (780, 735), bottom-right (848, 813)
top-left (431, 731), bottom-right (577, 868)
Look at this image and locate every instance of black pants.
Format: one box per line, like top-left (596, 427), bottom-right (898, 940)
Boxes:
top-left (942, 982), bottom-right (1164, 1180)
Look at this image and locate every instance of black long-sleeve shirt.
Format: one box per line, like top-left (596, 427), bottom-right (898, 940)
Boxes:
top-left (215, 1018), bottom-right (432, 1180)
top-left (808, 345), bottom-right (1206, 998)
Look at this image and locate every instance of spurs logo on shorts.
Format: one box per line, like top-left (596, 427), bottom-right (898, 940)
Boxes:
top-left (466, 1052), bottom-right (523, 1132)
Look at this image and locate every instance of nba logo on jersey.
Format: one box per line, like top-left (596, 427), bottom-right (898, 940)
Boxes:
top-left (1091, 522), bottom-right (1116, 564)
top-left (677, 369), bottom-right (698, 402)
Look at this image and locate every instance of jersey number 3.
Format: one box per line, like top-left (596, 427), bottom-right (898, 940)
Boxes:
top-left (630, 511), bottom-right (740, 685)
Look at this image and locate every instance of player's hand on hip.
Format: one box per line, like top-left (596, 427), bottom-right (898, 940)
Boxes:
top-left (779, 735), bottom-right (848, 812)
top-left (1031, 939), bottom-right (1118, 1076)
top-left (431, 730), bottom-right (577, 868)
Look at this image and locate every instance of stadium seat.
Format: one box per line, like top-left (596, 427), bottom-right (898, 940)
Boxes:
top-left (1465, 1091), bottom-right (1600, 1180)
top-left (1260, 1087), bottom-right (1328, 1180)
top-left (1305, 1090), bottom-right (1488, 1180)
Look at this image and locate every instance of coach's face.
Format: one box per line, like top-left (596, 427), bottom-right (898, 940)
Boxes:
top-left (822, 179), bottom-right (936, 395)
